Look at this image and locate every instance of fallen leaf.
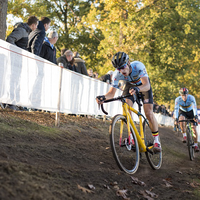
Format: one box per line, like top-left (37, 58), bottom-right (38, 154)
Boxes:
top-left (131, 176), bottom-right (146, 186)
top-left (113, 185), bottom-right (119, 191)
top-left (145, 190), bottom-right (158, 198)
top-left (77, 184), bottom-right (94, 193)
top-left (139, 190), bottom-right (154, 200)
top-left (176, 170), bottom-right (183, 174)
top-left (163, 179), bottom-right (173, 188)
top-left (88, 184), bottom-right (95, 190)
top-left (103, 184), bottom-right (110, 189)
top-left (116, 189), bottom-right (130, 200)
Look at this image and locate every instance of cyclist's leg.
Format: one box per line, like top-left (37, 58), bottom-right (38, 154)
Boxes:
top-left (143, 104), bottom-right (158, 132)
top-left (142, 88), bottom-right (161, 152)
top-left (179, 115), bottom-right (187, 142)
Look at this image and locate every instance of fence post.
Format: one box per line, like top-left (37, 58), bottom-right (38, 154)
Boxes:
top-left (55, 63), bottom-right (63, 126)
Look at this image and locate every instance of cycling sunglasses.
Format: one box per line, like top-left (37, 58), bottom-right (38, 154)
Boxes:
top-left (117, 62), bottom-right (128, 71)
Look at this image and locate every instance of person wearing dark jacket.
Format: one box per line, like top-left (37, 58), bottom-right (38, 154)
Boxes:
top-left (73, 52), bottom-right (88, 76)
top-left (40, 31), bottom-right (58, 64)
top-left (6, 16), bottom-right (38, 50)
top-left (57, 50), bottom-right (77, 72)
top-left (27, 17), bottom-right (51, 55)
top-left (99, 70), bottom-right (113, 84)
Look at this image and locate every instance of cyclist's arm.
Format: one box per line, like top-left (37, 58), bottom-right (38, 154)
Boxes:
top-left (96, 87), bottom-right (117, 104)
top-left (129, 76), bottom-right (150, 95)
top-left (192, 96), bottom-right (198, 116)
top-left (138, 77), bottom-right (150, 92)
top-left (174, 98), bottom-right (179, 123)
top-left (105, 87), bottom-right (117, 99)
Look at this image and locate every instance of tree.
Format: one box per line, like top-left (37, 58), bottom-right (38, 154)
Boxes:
top-left (84, 0), bottom-right (200, 108)
top-left (7, 0), bottom-right (102, 70)
top-left (0, 0), bottom-right (8, 40)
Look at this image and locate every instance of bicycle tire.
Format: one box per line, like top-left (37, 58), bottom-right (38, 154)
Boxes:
top-left (109, 114), bottom-right (140, 174)
top-left (186, 127), bottom-right (195, 161)
top-left (143, 121), bottom-right (162, 170)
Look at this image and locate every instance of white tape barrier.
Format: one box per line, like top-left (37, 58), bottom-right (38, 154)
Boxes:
top-left (1, 39), bottom-right (199, 141)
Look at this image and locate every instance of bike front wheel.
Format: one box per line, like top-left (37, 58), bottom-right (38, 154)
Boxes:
top-left (186, 127), bottom-right (195, 161)
top-left (143, 120), bottom-right (162, 170)
top-left (109, 114), bottom-right (140, 174)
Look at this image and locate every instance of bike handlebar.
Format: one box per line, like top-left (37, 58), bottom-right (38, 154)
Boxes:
top-left (100, 93), bottom-right (143, 115)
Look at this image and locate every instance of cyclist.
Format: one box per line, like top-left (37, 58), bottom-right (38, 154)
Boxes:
top-left (96, 52), bottom-right (161, 152)
top-left (174, 88), bottom-right (199, 152)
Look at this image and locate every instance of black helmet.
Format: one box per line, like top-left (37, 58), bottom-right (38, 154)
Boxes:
top-left (179, 87), bottom-right (189, 95)
top-left (112, 52), bottom-right (129, 68)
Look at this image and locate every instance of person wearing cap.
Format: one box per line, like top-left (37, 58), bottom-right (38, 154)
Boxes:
top-left (57, 50), bottom-right (77, 72)
top-left (73, 52), bottom-right (88, 76)
top-left (40, 31), bottom-right (58, 64)
top-left (99, 70), bottom-right (113, 84)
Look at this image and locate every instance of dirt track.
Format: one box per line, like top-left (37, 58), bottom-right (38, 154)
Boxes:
top-left (0, 109), bottom-right (200, 200)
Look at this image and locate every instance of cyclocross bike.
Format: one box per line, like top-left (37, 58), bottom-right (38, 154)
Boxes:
top-left (100, 93), bottom-right (162, 174)
top-left (179, 119), bottom-right (195, 161)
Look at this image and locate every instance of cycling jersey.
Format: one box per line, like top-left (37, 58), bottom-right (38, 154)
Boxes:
top-left (112, 61), bottom-right (148, 88)
top-left (111, 61), bottom-right (153, 104)
top-left (174, 94), bottom-right (197, 119)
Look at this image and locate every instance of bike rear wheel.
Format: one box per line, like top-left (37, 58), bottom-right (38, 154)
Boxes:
top-left (186, 127), bottom-right (195, 161)
top-left (143, 120), bottom-right (162, 170)
top-left (110, 114), bottom-right (140, 174)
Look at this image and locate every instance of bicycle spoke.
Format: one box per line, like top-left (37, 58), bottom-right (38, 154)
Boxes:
top-left (110, 114), bottom-right (140, 174)
top-left (143, 121), bottom-right (162, 170)
top-left (186, 127), bottom-right (195, 161)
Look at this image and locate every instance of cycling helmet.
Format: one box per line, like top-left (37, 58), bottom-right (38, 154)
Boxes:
top-left (179, 87), bottom-right (189, 95)
top-left (112, 52), bottom-right (129, 68)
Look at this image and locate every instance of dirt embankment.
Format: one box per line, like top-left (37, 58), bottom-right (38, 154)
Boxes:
top-left (0, 109), bottom-right (200, 200)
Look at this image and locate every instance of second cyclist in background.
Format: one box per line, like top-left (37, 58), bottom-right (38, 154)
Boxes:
top-left (174, 88), bottom-right (199, 152)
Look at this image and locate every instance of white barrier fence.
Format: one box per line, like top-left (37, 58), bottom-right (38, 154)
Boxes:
top-left (0, 39), bottom-right (199, 141)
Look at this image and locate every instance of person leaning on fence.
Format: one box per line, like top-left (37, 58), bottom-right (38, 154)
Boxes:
top-left (40, 31), bottom-right (58, 64)
top-left (27, 17), bottom-right (51, 55)
top-left (99, 70), bottom-right (113, 84)
top-left (73, 52), bottom-right (88, 76)
top-left (6, 16), bottom-right (39, 50)
top-left (87, 68), bottom-right (94, 78)
top-left (57, 50), bottom-right (77, 72)
top-left (61, 48), bottom-right (68, 56)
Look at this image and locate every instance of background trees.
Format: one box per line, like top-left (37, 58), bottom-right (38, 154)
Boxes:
top-left (5, 0), bottom-right (200, 109)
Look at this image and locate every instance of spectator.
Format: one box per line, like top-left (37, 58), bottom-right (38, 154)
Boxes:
top-left (27, 17), bottom-right (51, 55)
top-left (87, 68), bottom-right (93, 78)
top-left (93, 72), bottom-right (99, 79)
top-left (73, 52), bottom-right (88, 76)
top-left (57, 50), bottom-right (77, 72)
top-left (99, 70), bottom-right (113, 84)
top-left (6, 16), bottom-right (39, 50)
top-left (61, 48), bottom-right (68, 56)
top-left (40, 31), bottom-right (58, 64)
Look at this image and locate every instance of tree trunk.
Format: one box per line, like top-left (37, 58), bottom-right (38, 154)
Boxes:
top-left (0, 0), bottom-right (8, 40)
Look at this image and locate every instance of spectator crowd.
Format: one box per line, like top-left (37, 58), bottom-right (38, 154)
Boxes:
top-left (5, 15), bottom-right (173, 119)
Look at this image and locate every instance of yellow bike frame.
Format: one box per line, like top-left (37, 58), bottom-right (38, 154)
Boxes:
top-left (120, 102), bottom-right (152, 152)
